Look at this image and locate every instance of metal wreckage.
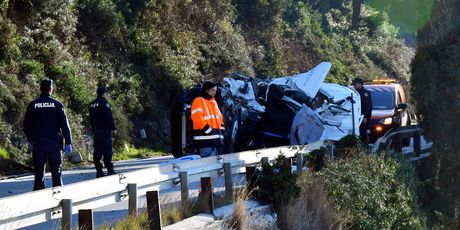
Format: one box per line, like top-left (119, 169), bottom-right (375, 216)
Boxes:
top-left (171, 62), bottom-right (362, 157)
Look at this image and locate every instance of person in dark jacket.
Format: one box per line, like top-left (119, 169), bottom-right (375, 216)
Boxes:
top-left (89, 87), bottom-right (117, 178)
top-left (23, 79), bottom-right (72, 191)
top-left (353, 77), bottom-right (372, 141)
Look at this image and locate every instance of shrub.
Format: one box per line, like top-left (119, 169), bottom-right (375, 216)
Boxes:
top-left (306, 151), bottom-right (425, 229)
top-left (0, 147), bottom-right (8, 159)
top-left (304, 146), bottom-right (328, 171)
top-left (335, 134), bottom-right (363, 158)
top-left (257, 154), bottom-right (300, 213)
top-left (282, 181), bottom-right (346, 230)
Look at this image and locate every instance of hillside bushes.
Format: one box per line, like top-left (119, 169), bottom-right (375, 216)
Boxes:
top-left (293, 151), bottom-right (425, 229)
top-left (0, 0), bottom-right (413, 167)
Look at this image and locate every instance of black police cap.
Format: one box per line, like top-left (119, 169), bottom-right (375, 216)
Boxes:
top-left (40, 79), bottom-right (53, 92)
top-left (352, 77), bottom-right (364, 85)
top-left (97, 87), bottom-right (107, 96)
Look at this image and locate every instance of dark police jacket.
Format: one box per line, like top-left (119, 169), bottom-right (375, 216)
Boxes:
top-left (23, 93), bottom-right (72, 150)
top-left (357, 87), bottom-right (372, 120)
top-left (89, 96), bottom-right (116, 133)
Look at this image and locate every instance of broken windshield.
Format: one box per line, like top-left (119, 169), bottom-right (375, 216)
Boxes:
top-left (371, 91), bottom-right (395, 110)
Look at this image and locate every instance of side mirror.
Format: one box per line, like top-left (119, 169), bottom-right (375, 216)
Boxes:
top-left (397, 103), bottom-right (408, 110)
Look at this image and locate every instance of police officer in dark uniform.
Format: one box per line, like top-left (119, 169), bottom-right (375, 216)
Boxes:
top-left (352, 77), bottom-right (372, 141)
top-left (89, 87), bottom-right (117, 178)
top-left (23, 79), bottom-right (72, 191)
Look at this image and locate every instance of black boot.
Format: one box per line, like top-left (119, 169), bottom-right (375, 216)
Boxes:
top-left (107, 169), bottom-right (117, 175)
top-left (96, 171), bottom-right (106, 178)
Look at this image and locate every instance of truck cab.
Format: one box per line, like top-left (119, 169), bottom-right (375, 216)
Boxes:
top-left (365, 80), bottom-right (411, 142)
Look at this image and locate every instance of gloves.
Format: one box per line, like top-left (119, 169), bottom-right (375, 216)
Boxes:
top-left (65, 144), bottom-right (72, 157)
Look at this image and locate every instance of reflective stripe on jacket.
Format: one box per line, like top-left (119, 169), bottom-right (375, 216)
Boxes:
top-left (191, 96), bottom-right (224, 148)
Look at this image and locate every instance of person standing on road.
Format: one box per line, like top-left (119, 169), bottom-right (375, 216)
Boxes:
top-left (352, 77), bottom-right (372, 141)
top-left (23, 79), bottom-right (72, 191)
top-left (89, 87), bottom-right (117, 178)
top-left (191, 81), bottom-right (225, 157)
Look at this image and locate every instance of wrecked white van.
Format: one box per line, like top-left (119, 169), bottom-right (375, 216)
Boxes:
top-left (221, 62), bottom-right (362, 151)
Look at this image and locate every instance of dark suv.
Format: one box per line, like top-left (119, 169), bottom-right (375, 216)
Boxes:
top-left (365, 80), bottom-right (411, 142)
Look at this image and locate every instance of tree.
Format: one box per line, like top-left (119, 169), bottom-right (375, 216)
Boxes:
top-left (411, 0), bottom-right (460, 227)
top-left (351, 0), bottom-right (362, 30)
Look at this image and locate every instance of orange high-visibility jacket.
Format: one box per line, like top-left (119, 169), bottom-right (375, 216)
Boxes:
top-left (190, 96), bottom-right (224, 148)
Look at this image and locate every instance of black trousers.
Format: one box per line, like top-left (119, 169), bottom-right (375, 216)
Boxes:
top-left (359, 121), bottom-right (368, 143)
top-left (32, 141), bottom-right (62, 191)
top-left (93, 130), bottom-right (114, 173)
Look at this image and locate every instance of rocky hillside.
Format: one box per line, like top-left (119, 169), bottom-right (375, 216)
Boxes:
top-left (0, 0), bottom-right (413, 164)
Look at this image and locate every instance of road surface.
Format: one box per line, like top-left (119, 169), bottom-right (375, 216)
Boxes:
top-left (0, 156), bottom-right (247, 229)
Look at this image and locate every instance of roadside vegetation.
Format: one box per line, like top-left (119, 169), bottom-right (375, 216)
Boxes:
top-left (256, 135), bottom-right (425, 229)
top-left (0, 0), bottom-right (412, 173)
top-left (111, 146), bottom-right (167, 161)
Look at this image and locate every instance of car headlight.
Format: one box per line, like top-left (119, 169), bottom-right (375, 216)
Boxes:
top-left (380, 117), bottom-right (393, 125)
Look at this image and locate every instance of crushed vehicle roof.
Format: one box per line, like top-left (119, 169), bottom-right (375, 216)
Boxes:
top-left (220, 62), bottom-right (362, 149)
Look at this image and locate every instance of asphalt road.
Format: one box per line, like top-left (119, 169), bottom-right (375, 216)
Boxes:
top-left (0, 156), bottom-right (247, 229)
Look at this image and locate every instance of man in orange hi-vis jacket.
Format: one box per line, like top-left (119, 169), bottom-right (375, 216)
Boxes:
top-left (191, 81), bottom-right (224, 157)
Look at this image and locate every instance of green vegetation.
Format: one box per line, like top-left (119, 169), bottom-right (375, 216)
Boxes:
top-left (112, 145), bottom-right (166, 161)
top-left (257, 154), bottom-right (300, 210)
top-left (0, 0), bottom-right (412, 170)
top-left (411, 0), bottom-right (460, 227)
top-left (303, 146), bottom-right (328, 171)
top-left (291, 149), bottom-right (425, 229)
top-left (0, 147), bottom-right (8, 159)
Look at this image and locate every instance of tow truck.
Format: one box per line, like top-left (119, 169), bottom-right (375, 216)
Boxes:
top-left (364, 79), bottom-right (411, 142)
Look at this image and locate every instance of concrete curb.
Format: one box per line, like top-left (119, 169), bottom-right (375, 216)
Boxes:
top-left (163, 213), bottom-right (215, 230)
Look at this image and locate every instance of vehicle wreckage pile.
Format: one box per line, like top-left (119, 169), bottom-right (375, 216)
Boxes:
top-left (171, 62), bottom-right (362, 157)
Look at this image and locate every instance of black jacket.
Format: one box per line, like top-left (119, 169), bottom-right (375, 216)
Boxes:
top-left (23, 93), bottom-right (72, 145)
top-left (89, 96), bottom-right (116, 132)
top-left (357, 87), bottom-right (372, 120)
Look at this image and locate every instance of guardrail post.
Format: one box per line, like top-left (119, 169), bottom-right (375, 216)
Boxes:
top-left (296, 152), bottom-right (303, 174)
top-left (396, 133), bottom-right (403, 153)
top-left (78, 209), bottom-right (94, 230)
top-left (224, 163), bottom-right (233, 198)
top-left (245, 166), bottom-right (256, 192)
top-left (261, 157), bottom-right (269, 165)
top-left (146, 191), bottom-right (162, 230)
top-left (199, 177), bottom-right (214, 215)
top-left (413, 131), bottom-right (421, 156)
top-left (180, 171), bottom-right (189, 204)
top-left (62, 199), bottom-right (72, 230)
top-left (128, 183), bottom-right (138, 216)
top-left (327, 145), bottom-right (335, 159)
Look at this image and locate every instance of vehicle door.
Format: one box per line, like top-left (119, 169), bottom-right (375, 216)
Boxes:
top-left (397, 89), bottom-right (410, 126)
top-left (395, 90), bottom-right (409, 126)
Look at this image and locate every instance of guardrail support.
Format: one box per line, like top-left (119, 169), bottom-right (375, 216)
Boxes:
top-left (180, 171), bottom-right (189, 204)
top-left (146, 191), bottom-right (162, 230)
top-left (199, 177), bottom-right (214, 215)
top-left (224, 163), bottom-right (233, 198)
top-left (413, 131), bottom-right (421, 156)
top-left (261, 157), bottom-right (269, 165)
top-left (128, 183), bottom-right (138, 216)
top-left (296, 152), bottom-right (303, 174)
top-left (78, 209), bottom-right (94, 230)
top-left (62, 199), bottom-right (72, 230)
top-left (245, 166), bottom-right (256, 192)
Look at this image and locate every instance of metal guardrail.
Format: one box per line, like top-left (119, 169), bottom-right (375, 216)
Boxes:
top-left (371, 125), bottom-right (433, 160)
top-left (0, 144), bottom-right (322, 229)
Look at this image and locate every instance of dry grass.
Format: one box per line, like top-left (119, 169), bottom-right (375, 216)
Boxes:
top-left (279, 182), bottom-right (346, 230)
top-left (228, 187), bottom-right (252, 230)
